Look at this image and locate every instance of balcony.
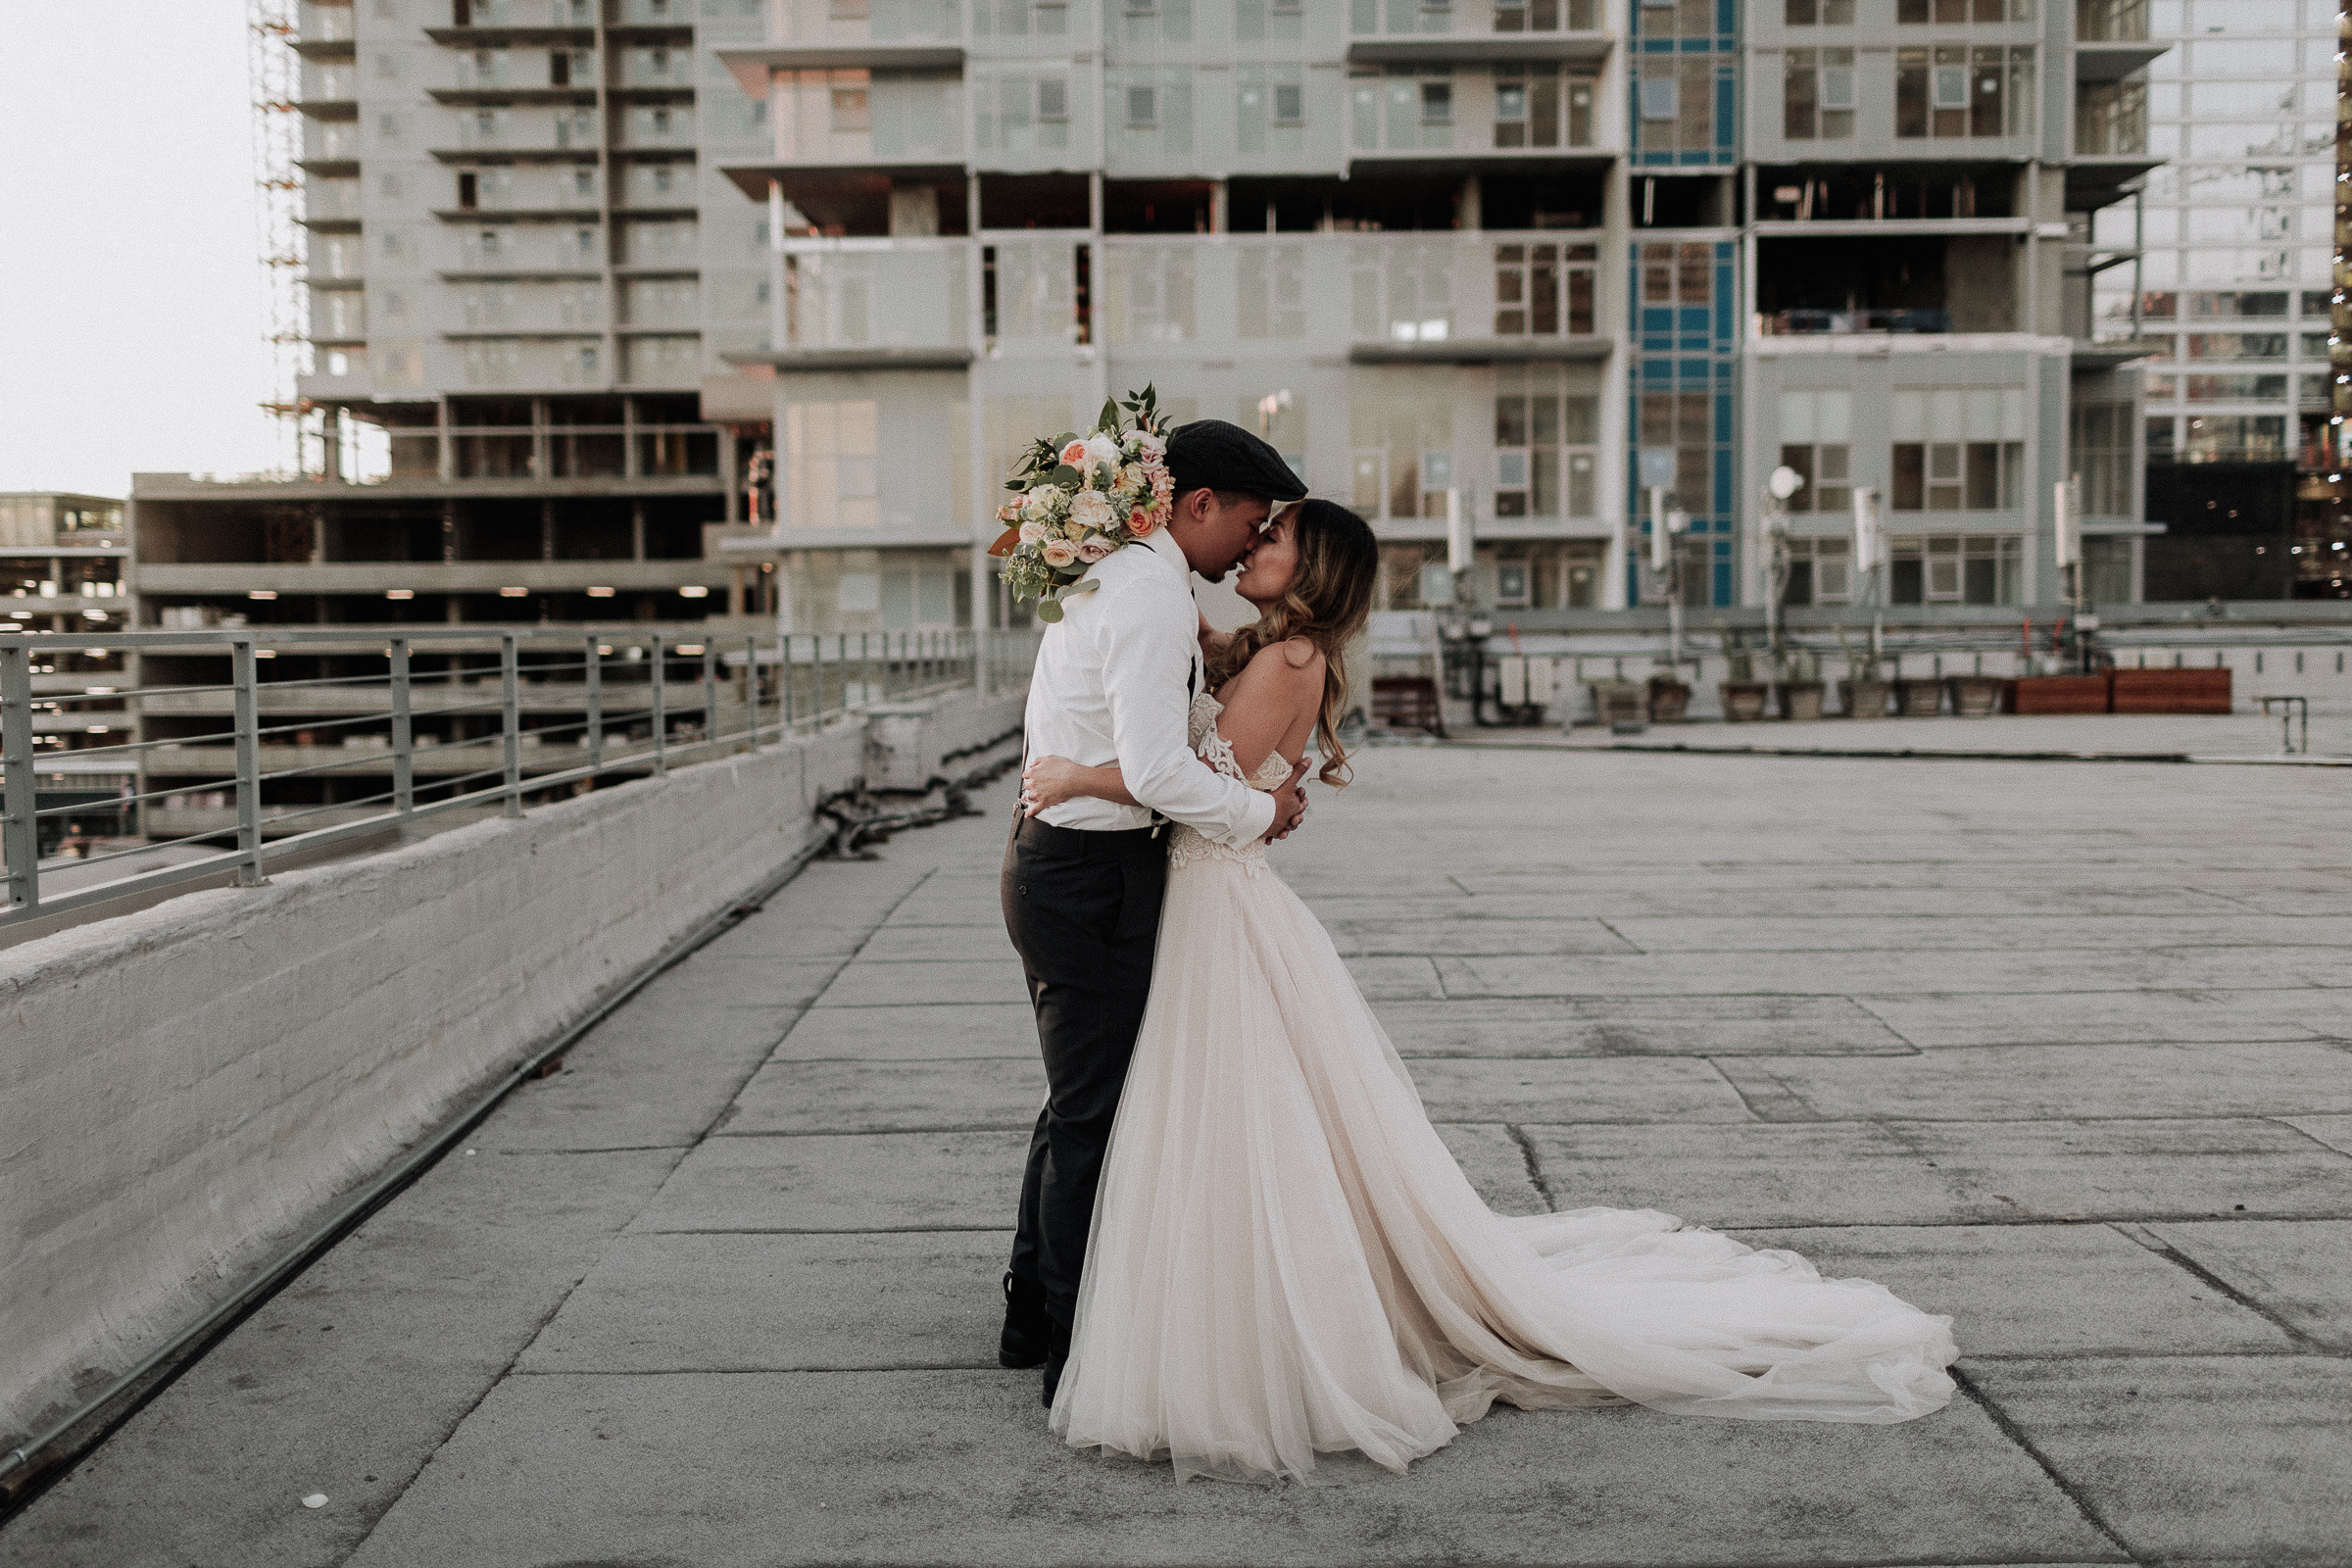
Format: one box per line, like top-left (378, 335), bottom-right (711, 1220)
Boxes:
top-left (2074, 0), bottom-right (2166, 79)
top-left (717, 0), bottom-right (964, 79)
top-left (1348, 64), bottom-right (1609, 173)
top-left (1348, 0), bottom-right (1609, 63)
top-left (1757, 232), bottom-right (2019, 338)
top-left (739, 240), bottom-right (974, 371)
top-left (1761, 308), bottom-right (1954, 336)
top-left (721, 232), bottom-right (1610, 367)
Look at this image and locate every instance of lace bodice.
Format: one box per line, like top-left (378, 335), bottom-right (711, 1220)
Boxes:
top-left (1167, 692), bottom-right (1291, 875)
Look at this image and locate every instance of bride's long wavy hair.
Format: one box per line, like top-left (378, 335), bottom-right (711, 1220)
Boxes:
top-left (1204, 498), bottom-right (1380, 787)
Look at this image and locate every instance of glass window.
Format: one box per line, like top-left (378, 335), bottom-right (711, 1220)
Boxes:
top-left (1127, 84), bottom-right (1156, 124)
top-left (1494, 243), bottom-right (1597, 335)
top-left (1493, 376), bottom-right (1598, 518)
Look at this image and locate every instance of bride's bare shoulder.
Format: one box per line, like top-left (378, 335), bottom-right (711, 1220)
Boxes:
top-left (1248, 636), bottom-right (1325, 680)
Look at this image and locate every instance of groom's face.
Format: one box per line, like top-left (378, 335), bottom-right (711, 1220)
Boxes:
top-left (1180, 490), bottom-right (1273, 581)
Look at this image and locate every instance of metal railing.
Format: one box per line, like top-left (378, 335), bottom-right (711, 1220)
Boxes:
top-left (0, 625), bottom-right (1037, 930)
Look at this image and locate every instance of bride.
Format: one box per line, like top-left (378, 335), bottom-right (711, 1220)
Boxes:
top-left (1018, 498), bottom-right (1959, 1485)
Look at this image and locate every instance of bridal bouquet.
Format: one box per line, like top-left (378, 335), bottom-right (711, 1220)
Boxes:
top-left (988, 385), bottom-right (1173, 623)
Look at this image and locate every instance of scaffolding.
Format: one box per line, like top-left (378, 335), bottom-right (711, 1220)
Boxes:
top-left (248, 0), bottom-right (310, 476)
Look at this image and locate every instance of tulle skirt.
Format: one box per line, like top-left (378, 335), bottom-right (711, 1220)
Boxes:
top-left (1048, 851), bottom-right (1959, 1484)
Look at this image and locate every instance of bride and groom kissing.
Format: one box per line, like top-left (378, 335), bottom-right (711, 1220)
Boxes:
top-left (995, 416), bottom-right (1959, 1485)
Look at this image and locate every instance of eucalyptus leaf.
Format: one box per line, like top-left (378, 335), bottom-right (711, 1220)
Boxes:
top-left (1060, 577), bottom-right (1102, 598)
top-left (1051, 465), bottom-right (1081, 487)
top-left (1034, 598), bottom-right (1064, 623)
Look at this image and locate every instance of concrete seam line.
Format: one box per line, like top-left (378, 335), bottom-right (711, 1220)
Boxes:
top-left (0, 828), bottom-right (833, 1512)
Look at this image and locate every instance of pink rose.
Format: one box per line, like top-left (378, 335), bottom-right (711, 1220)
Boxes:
top-left (1077, 536), bottom-right (1115, 563)
top-left (1018, 519), bottom-right (1047, 544)
top-left (1040, 540), bottom-right (1079, 567)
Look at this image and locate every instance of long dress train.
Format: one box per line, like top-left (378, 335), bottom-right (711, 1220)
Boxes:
top-left (1048, 694), bottom-right (1959, 1483)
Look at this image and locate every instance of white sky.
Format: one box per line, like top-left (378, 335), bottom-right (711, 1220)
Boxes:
top-left (0, 2), bottom-right (284, 500)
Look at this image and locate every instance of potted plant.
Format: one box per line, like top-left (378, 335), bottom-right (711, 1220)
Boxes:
top-left (1718, 630), bottom-right (1769, 722)
top-left (1776, 647), bottom-right (1827, 722)
top-left (1647, 667), bottom-right (1692, 723)
top-left (1586, 678), bottom-right (1648, 731)
top-left (1892, 674), bottom-right (1943, 716)
top-left (1949, 671), bottom-right (2004, 715)
top-left (1836, 628), bottom-right (1890, 718)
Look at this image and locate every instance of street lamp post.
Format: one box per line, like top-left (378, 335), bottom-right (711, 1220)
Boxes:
top-left (1763, 465), bottom-right (1806, 663)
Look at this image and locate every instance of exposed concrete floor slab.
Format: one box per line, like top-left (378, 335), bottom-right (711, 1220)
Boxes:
top-left (0, 1149), bottom-right (680, 1568)
top-left (1374, 995), bottom-right (1919, 1057)
top-left (341, 1370), bottom-right (2119, 1568)
top-left (15, 748), bottom-right (2352, 1566)
top-left (1856, 987), bottom-right (2352, 1049)
top-left (722, 1056), bottom-right (1046, 1135)
top-left (1709, 1041), bottom-right (2352, 1122)
top-left (772, 1000), bottom-right (1039, 1059)
top-left (1965, 1355), bottom-right (2352, 1564)
top-left (1729, 1223), bottom-right (2298, 1358)
top-left (515, 1231), bottom-right (1014, 1373)
top-left (2144, 1219), bottom-right (2352, 1350)
top-left (1409, 1057), bottom-right (1758, 1124)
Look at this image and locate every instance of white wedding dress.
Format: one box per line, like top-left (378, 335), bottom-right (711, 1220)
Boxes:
top-left (1048, 694), bottom-right (1959, 1484)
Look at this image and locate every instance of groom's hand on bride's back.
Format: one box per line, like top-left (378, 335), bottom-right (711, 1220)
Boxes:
top-left (1263, 759), bottom-right (1310, 843)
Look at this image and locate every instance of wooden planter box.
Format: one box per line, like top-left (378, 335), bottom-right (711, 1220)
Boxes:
top-left (1646, 681), bottom-right (1692, 723)
top-left (1949, 675), bottom-right (2005, 716)
top-left (2010, 674), bottom-right (2113, 714)
top-left (1843, 678), bottom-right (1892, 718)
top-left (1778, 681), bottom-right (1826, 721)
top-left (2112, 667), bottom-right (2232, 714)
top-left (1719, 681), bottom-right (1770, 722)
top-left (1588, 680), bottom-right (1647, 729)
top-left (1892, 678), bottom-right (1944, 717)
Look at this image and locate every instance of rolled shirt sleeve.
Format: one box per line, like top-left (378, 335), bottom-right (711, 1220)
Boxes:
top-left (1096, 581), bottom-right (1277, 849)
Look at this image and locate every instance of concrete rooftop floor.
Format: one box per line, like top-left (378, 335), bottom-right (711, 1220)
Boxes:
top-left (7, 739), bottom-right (2352, 1568)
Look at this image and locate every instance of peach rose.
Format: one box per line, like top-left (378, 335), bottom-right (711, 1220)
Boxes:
top-left (1040, 539), bottom-right (1079, 567)
top-left (1058, 439), bottom-right (1090, 467)
top-left (1126, 502), bottom-right (1162, 539)
top-left (1070, 490), bottom-right (1114, 530)
top-left (1018, 518), bottom-right (1047, 544)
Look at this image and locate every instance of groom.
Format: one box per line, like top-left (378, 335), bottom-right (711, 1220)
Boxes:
top-left (1000, 419), bottom-right (1309, 1405)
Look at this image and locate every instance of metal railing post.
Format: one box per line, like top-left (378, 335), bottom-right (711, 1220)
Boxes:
top-left (500, 632), bottom-right (522, 818)
top-left (859, 631), bottom-right (872, 710)
top-left (975, 622), bottom-right (990, 699)
top-left (584, 635), bottom-right (604, 772)
top-left (231, 637), bottom-right (269, 887)
top-left (780, 633), bottom-right (795, 732)
top-left (389, 637), bottom-right (415, 816)
top-left (745, 634), bottom-right (760, 751)
top-left (702, 641), bottom-right (718, 754)
top-left (813, 633), bottom-right (826, 725)
top-left (651, 633), bottom-right (667, 775)
top-left (1, 640), bottom-right (39, 911)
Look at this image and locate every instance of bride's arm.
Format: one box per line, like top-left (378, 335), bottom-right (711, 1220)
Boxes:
top-left (1022, 756), bottom-right (1140, 813)
top-left (1022, 641), bottom-right (1321, 815)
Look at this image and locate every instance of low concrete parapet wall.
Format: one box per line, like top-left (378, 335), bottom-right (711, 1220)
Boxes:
top-left (0, 687), bottom-right (1026, 1448)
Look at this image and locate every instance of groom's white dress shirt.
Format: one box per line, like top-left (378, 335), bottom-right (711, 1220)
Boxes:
top-left (1023, 529), bottom-right (1275, 847)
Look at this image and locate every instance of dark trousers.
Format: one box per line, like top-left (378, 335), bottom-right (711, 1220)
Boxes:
top-left (1002, 814), bottom-right (1169, 1328)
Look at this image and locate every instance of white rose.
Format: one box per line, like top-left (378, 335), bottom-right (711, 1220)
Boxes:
top-left (1040, 540), bottom-right (1079, 568)
top-left (1082, 432), bottom-right (1122, 471)
top-left (1018, 518), bottom-right (1047, 544)
top-left (1116, 464), bottom-right (1146, 493)
top-left (1069, 490), bottom-right (1114, 530)
top-left (1077, 536), bottom-right (1114, 563)
top-left (1024, 483), bottom-right (1063, 512)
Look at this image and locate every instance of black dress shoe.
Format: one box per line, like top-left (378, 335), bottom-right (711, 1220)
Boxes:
top-left (999, 1271), bottom-right (1050, 1369)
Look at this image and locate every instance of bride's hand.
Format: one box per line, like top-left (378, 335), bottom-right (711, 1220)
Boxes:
top-left (1021, 755), bottom-right (1091, 815)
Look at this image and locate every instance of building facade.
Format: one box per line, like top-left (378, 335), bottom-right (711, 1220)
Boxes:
top-left (2090, 0), bottom-right (2349, 601)
top-left (703, 0), bottom-right (2164, 622)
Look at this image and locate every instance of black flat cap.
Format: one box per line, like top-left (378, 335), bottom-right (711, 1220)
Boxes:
top-left (1166, 418), bottom-right (1308, 502)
